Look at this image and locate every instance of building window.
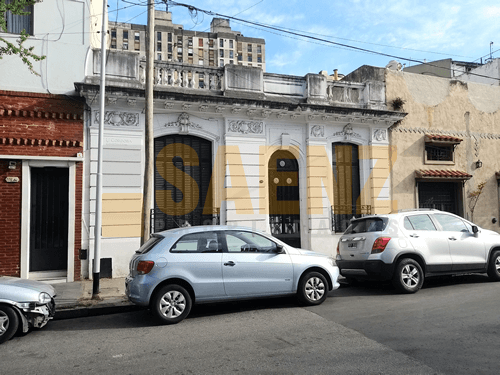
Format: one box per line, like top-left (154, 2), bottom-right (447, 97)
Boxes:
top-left (199, 59), bottom-right (204, 66)
top-left (188, 48), bottom-right (193, 56)
top-left (188, 56), bottom-right (193, 64)
top-left (135, 32), bottom-right (140, 41)
top-left (219, 49), bottom-right (224, 58)
top-left (111, 42), bottom-right (117, 49)
top-left (229, 40), bottom-right (233, 49)
top-left (168, 33), bottom-right (172, 42)
top-left (247, 44), bottom-right (252, 52)
top-left (248, 55), bottom-right (252, 62)
top-left (168, 44), bottom-right (172, 53)
top-left (209, 39), bottom-right (214, 48)
top-left (230, 60), bottom-right (234, 64)
top-left (188, 37), bottom-right (193, 47)
top-left (238, 54), bottom-right (242, 61)
top-left (423, 134), bottom-right (462, 164)
top-left (168, 53), bottom-right (172, 60)
top-left (157, 32), bottom-right (161, 41)
top-left (198, 48), bottom-right (203, 59)
top-left (177, 36), bottom-right (182, 45)
top-left (257, 45), bottom-right (262, 54)
top-left (257, 56), bottom-right (262, 63)
top-left (237, 42), bottom-right (242, 52)
top-left (157, 53), bottom-right (162, 60)
top-left (220, 59), bottom-right (224, 67)
top-left (177, 47), bottom-right (182, 53)
top-left (157, 42), bottom-right (162, 51)
top-left (229, 50), bottom-right (233, 58)
top-left (198, 38), bottom-right (203, 47)
top-left (111, 29), bottom-right (117, 39)
top-left (123, 30), bottom-right (128, 40)
top-left (4, 0), bottom-right (33, 35)
top-left (220, 39), bottom-right (224, 47)
top-left (134, 31), bottom-right (140, 51)
top-left (123, 41), bottom-right (128, 50)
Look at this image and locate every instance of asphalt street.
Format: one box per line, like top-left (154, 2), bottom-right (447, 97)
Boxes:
top-left (3, 274), bottom-right (499, 374)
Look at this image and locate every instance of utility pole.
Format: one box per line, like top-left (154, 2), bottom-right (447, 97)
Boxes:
top-left (142, 0), bottom-right (155, 244)
top-left (93, 0), bottom-right (108, 298)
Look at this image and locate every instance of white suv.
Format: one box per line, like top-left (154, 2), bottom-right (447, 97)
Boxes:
top-left (336, 209), bottom-right (500, 293)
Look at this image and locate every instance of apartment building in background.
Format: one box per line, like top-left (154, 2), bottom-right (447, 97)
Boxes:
top-left (108, 10), bottom-right (266, 71)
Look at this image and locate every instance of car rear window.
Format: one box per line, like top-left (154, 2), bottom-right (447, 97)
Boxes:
top-left (135, 235), bottom-right (164, 254)
top-left (344, 218), bottom-right (387, 234)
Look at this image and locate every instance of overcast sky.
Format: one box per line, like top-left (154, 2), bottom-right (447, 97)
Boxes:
top-left (109, 0), bottom-right (500, 77)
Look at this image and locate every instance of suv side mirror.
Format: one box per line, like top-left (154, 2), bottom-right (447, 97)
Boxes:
top-left (273, 244), bottom-right (284, 254)
top-left (472, 225), bottom-right (479, 234)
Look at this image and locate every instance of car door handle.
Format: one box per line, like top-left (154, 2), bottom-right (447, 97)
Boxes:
top-left (449, 237), bottom-right (457, 241)
top-left (409, 234), bottom-right (419, 238)
top-left (224, 261), bottom-right (235, 266)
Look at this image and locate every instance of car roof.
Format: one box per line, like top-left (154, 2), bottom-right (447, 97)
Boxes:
top-left (156, 225), bottom-right (267, 237)
top-left (351, 209), bottom-right (448, 221)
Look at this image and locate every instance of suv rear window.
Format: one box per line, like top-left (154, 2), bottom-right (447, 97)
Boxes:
top-left (345, 218), bottom-right (387, 234)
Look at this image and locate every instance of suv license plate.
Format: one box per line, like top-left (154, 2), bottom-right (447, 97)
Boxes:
top-left (347, 243), bottom-right (357, 248)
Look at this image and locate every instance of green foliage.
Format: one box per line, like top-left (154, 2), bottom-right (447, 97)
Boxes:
top-left (0, 0), bottom-right (46, 76)
top-left (468, 180), bottom-right (486, 222)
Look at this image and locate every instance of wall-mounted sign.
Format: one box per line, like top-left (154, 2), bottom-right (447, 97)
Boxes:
top-left (5, 177), bottom-right (19, 183)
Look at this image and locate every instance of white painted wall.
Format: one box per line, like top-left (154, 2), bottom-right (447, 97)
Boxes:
top-left (0, 0), bottom-right (92, 94)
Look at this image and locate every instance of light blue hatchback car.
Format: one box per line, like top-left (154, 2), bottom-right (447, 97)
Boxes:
top-left (126, 226), bottom-right (340, 324)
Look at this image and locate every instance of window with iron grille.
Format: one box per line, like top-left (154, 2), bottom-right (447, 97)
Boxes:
top-left (425, 144), bottom-right (454, 162)
top-left (4, 0), bottom-right (33, 35)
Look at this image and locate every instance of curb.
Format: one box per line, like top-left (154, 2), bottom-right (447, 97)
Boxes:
top-left (54, 301), bottom-right (143, 320)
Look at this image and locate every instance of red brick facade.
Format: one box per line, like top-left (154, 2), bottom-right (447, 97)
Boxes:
top-left (0, 91), bottom-right (84, 280)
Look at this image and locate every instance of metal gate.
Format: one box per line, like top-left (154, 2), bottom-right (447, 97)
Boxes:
top-left (418, 182), bottom-right (459, 215)
top-left (269, 150), bottom-right (301, 248)
top-left (29, 167), bottom-right (69, 272)
top-left (154, 135), bottom-right (215, 231)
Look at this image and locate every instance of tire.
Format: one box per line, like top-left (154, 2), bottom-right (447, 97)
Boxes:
top-left (392, 258), bottom-right (424, 294)
top-left (298, 272), bottom-right (328, 305)
top-left (151, 285), bottom-right (192, 325)
top-left (0, 305), bottom-right (19, 344)
top-left (487, 250), bottom-right (500, 281)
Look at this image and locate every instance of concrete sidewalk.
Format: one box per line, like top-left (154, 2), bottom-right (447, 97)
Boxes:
top-left (50, 277), bottom-right (142, 320)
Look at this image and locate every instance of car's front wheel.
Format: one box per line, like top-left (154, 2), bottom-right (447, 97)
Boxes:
top-left (0, 305), bottom-right (19, 344)
top-left (298, 272), bottom-right (328, 305)
top-left (392, 258), bottom-right (424, 294)
top-left (151, 285), bottom-right (192, 325)
top-left (487, 250), bottom-right (500, 281)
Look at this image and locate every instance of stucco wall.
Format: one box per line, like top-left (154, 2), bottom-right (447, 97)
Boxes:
top-left (386, 70), bottom-right (500, 230)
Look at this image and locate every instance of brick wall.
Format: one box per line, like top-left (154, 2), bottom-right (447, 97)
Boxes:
top-left (0, 160), bottom-right (22, 276)
top-left (0, 91), bottom-right (84, 280)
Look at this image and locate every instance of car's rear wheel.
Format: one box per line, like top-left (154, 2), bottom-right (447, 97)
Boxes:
top-left (487, 250), bottom-right (500, 281)
top-left (151, 285), bottom-right (192, 325)
top-left (392, 258), bottom-right (424, 294)
top-left (0, 305), bottom-right (19, 344)
top-left (298, 272), bottom-right (328, 305)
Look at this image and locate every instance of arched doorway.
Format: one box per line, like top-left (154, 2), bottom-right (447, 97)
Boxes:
top-left (268, 150), bottom-right (301, 248)
top-left (154, 134), bottom-right (214, 231)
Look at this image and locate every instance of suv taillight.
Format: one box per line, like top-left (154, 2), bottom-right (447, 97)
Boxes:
top-left (371, 237), bottom-right (391, 254)
top-left (137, 260), bottom-right (155, 274)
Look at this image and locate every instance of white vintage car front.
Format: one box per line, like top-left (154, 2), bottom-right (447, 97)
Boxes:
top-left (0, 277), bottom-right (56, 344)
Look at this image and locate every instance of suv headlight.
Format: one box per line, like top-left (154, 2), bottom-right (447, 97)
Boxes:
top-left (38, 292), bottom-right (52, 304)
top-left (327, 256), bottom-right (336, 267)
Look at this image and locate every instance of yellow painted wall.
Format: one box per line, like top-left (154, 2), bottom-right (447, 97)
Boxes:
top-left (102, 193), bottom-right (142, 238)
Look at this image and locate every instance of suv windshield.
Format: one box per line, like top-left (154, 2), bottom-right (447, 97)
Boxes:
top-left (345, 218), bottom-right (387, 234)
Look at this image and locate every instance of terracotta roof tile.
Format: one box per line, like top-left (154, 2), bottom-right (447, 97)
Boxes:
top-left (424, 134), bottom-right (463, 143)
top-left (416, 169), bottom-right (472, 180)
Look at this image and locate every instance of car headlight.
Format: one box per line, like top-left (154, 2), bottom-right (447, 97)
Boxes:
top-left (327, 256), bottom-right (336, 267)
top-left (39, 292), bottom-right (52, 304)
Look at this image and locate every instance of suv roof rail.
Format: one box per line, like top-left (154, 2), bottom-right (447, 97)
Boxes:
top-left (393, 208), bottom-right (440, 213)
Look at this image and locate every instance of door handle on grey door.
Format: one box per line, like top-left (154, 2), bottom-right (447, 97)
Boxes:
top-left (449, 237), bottom-right (457, 241)
top-left (224, 261), bottom-right (235, 266)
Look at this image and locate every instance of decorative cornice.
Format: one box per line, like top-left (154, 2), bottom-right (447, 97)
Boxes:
top-left (0, 137), bottom-right (82, 147)
top-left (391, 126), bottom-right (500, 140)
top-left (228, 120), bottom-right (263, 134)
top-left (310, 125), bottom-right (324, 138)
top-left (94, 111), bottom-right (140, 127)
top-left (332, 124), bottom-right (362, 141)
top-left (0, 109), bottom-right (82, 121)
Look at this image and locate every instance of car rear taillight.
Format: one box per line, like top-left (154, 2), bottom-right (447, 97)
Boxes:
top-left (336, 242), bottom-right (340, 256)
top-left (137, 260), bottom-right (155, 274)
top-left (371, 237), bottom-right (391, 254)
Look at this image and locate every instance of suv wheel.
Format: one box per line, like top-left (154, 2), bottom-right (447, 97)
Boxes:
top-left (152, 285), bottom-right (192, 325)
top-left (392, 258), bottom-right (424, 294)
top-left (0, 305), bottom-right (19, 344)
top-left (487, 250), bottom-right (500, 281)
top-left (298, 272), bottom-right (328, 305)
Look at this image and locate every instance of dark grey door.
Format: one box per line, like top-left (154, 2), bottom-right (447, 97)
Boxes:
top-left (419, 182), bottom-right (458, 215)
top-left (30, 167), bottom-right (69, 272)
top-left (154, 135), bottom-right (214, 231)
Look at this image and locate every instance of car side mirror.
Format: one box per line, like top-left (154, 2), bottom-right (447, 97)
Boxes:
top-left (472, 225), bottom-right (479, 234)
top-left (274, 244), bottom-right (284, 254)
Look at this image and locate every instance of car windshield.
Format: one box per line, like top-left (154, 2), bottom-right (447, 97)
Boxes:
top-left (135, 234), bottom-right (164, 254)
top-left (345, 218), bottom-right (387, 234)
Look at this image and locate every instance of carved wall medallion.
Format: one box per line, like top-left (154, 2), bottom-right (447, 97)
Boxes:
top-left (290, 114), bottom-right (300, 119)
top-left (106, 97), bottom-right (117, 105)
top-left (165, 113), bottom-right (202, 134)
top-left (164, 102), bottom-right (174, 109)
top-left (373, 129), bottom-right (387, 141)
top-left (247, 109), bottom-right (257, 117)
top-left (94, 111), bottom-right (139, 127)
top-left (331, 124), bottom-right (362, 141)
top-left (215, 106), bottom-right (224, 113)
top-left (127, 98), bottom-right (137, 107)
top-left (182, 103), bottom-right (192, 110)
top-left (262, 110), bottom-right (272, 118)
top-left (228, 120), bottom-right (263, 134)
top-left (199, 105), bottom-right (209, 112)
top-left (311, 125), bottom-right (324, 137)
top-left (276, 113), bottom-right (286, 119)
top-left (231, 108), bottom-right (242, 114)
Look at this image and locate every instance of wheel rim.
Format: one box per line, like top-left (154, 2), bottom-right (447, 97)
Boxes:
top-left (159, 291), bottom-right (186, 319)
top-left (495, 255), bottom-right (500, 272)
top-left (401, 264), bottom-right (420, 288)
top-left (0, 311), bottom-right (9, 336)
top-left (305, 277), bottom-right (325, 301)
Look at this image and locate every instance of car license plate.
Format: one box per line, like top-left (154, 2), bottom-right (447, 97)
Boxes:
top-left (347, 243), bottom-right (357, 248)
